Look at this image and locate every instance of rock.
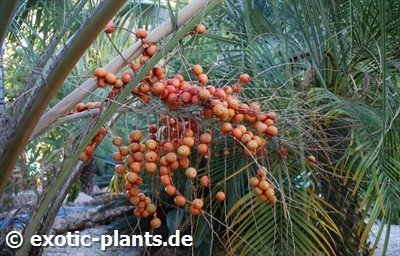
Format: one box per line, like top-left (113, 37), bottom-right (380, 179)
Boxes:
top-left (12, 190), bottom-right (41, 214)
top-left (73, 192), bottom-right (94, 206)
top-left (66, 211), bottom-right (86, 230)
top-left (52, 217), bottom-right (68, 234)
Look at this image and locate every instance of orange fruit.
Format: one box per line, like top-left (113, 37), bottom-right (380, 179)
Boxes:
top-left (104, 20), bottom-right (114, 34)
top-left (112, 136), bottom-right (123, 146)
top-left (130, 130), bottom-right (143, 142)
top-left (126, 172), bottom-right (138, 183)
top-left (145, 139), bottom-right (157, 150)
top-left (94, 67), bottom-right (107, 78)
top-left (113, 151), bottom-right (122, 162)
top-left (199, 133), bottom-right (212, 144)
top-left (185, 167), bottom-right (197, 179)
top-left (239, 73), bottom-right (250, 83)
top-left (150, 217), bottom-right (161, 228)
top-left (119, 146), bottom-right (130, 156)
top-left (266, 126), bottom-right (278, 136)
top-left (258, 181), bottom-right (270, 191)
top-left (192, 64), bottom-right (203, 75)
top-left (165, 185), bottom-right (177, 196)
top-left (198, 74), bottom-right (208, 85)
top-left (145, 151), bottom-right (158, 162)
top-left (174, 195), bottom-right (186, 206)
top-left (216, 191), bottom-right (226, 201)
top-left (115, 164), bottom-right (126, 174)
top-left (190, 205), bottom-right (200, 215)
top-left (192, 198), bottom-right (204, 209)
top-left (165, 152), bottom-right (177, 163)
top-left (200, 175), bottom-right (210, 187)
top-left (145, 162), bottom-right (157, 174)
top-left (197, 143), bottom-right (208, 155)
top-left (194, 24), bottom-right (206, 34)
top-left (177, 145), bottom-right (191, 157)
top-left (136, 28), bottom-right (148, 39)
top-left (249, 177), bottom-right (260, 187)
top-left (161, 175), bottom-right (171, 186)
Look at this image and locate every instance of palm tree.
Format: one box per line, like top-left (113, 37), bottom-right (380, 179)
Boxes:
top-left (1, 0), bottom-right (399, 255)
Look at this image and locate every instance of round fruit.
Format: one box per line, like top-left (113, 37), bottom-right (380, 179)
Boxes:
top-left (174, 195), bottom-right (186, 206)
top-left (85, 145), bottom-right (95, 155)
top-left (115, 164), bottom-right (126, 174)
top-left (199, 133), bottom-right (212, 144)
top-left (182, 137), bottom-right (195, 147)
top-left (165, 185), bottom-right (177, 196)
top-left (145, 162), bottom-right (157, 173)
top-left (254, 186), bottom-right (263, 196)
top-left (145, 151), bottom-right (158, 162)
top-left (113, 151), bottom-right (122, 162)
top-left (258, 181), bottom-right (270, 191)
top-left (249, 177), bottom-right (260, 187)
top-left (198, 74), bottom-right (208, 85)
top-left (185, 167), bottom-right (197, 179)
top-left (266, 111), bottom-right (277, 120)
top-left (265, 187), bottom-right (274, 198)
top-left (194, 24), bottom-right (206, 34)
top-left (146, 45), bottom-right (158, 56)
top-left (246, 140), bottom-right (259, 150)
top-left (94, 67), bottom-right (107, 78)
top-left (177, 145), bottom-right (191, 157)
top-left (136, 28), bottom-right (148, 39)
top-left (145, 139), bottom-right (157, 150)
top-left (130, 130), bottom-right (143, 142)
top-left (221, 122), bottom-right (233, 134)
top-left (79, 152), bottom-right (89, 161)
top-left (126, 172), bottom-right (138, 183)
top-left (105, 72), bottom-right (117, 85)
top-left (161, 175), bottom-right (171, 186)
top-left (93, 135), bottom-right (103, 143)
top-left (239, 73), bottom-right (250, 83)
top-left (119, 146), bottom-right (130, 156)
top-left (97, 126), bottom-right (107, 135)
top-left (216, 191), bottom-right (226, 201)
top-left (266, 126), bottom-right (278, 136)
top-left (146, 204), bottom-right (157, 215)
top-left (159, 166), bottom-right (169, 176)
top-left (165, 152), bottom-right (177, 163)
top-left (197, 143), bottom-right (208, 155)
top-left (104, 20), bottom-right (114, 34)
top-left (150, 217), bottom-right (161, 228)
top-left (200, 175), bottom-right (210, 187)
top-left (130, 162), bottom-right (142, 173)
top-left (192, 64), bottom-right (203, 75)
top-left (112, 136), bottom-right (123, 147)
top-left (130, 142), bottom-right (140, 152)
top-left (133, 151), bottom-right (144, 162)
top-left (308, 155), bottom-right (316, 163)
top-left (192, 198), bottom-right (204, 209)
top-left (162, 142), bottom-right (175, 152)
top-left (190, 205), bottom-right (200, 215)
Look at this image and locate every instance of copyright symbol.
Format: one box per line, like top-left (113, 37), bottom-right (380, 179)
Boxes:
top-left (6, 231), bottom-right (23, 249)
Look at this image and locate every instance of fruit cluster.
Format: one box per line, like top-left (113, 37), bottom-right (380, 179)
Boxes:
top-left (249, 167), bottom-right (277, 203)
top-left (79, 126), bottom-right (107, 161)
top-left (82, 23), bottom-right (283, 228)
top-left (111, 130), bottom-right (162, 227)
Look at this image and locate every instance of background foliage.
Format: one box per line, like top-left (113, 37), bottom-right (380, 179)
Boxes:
top-left (1, 0), bottom-right (399, 255)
